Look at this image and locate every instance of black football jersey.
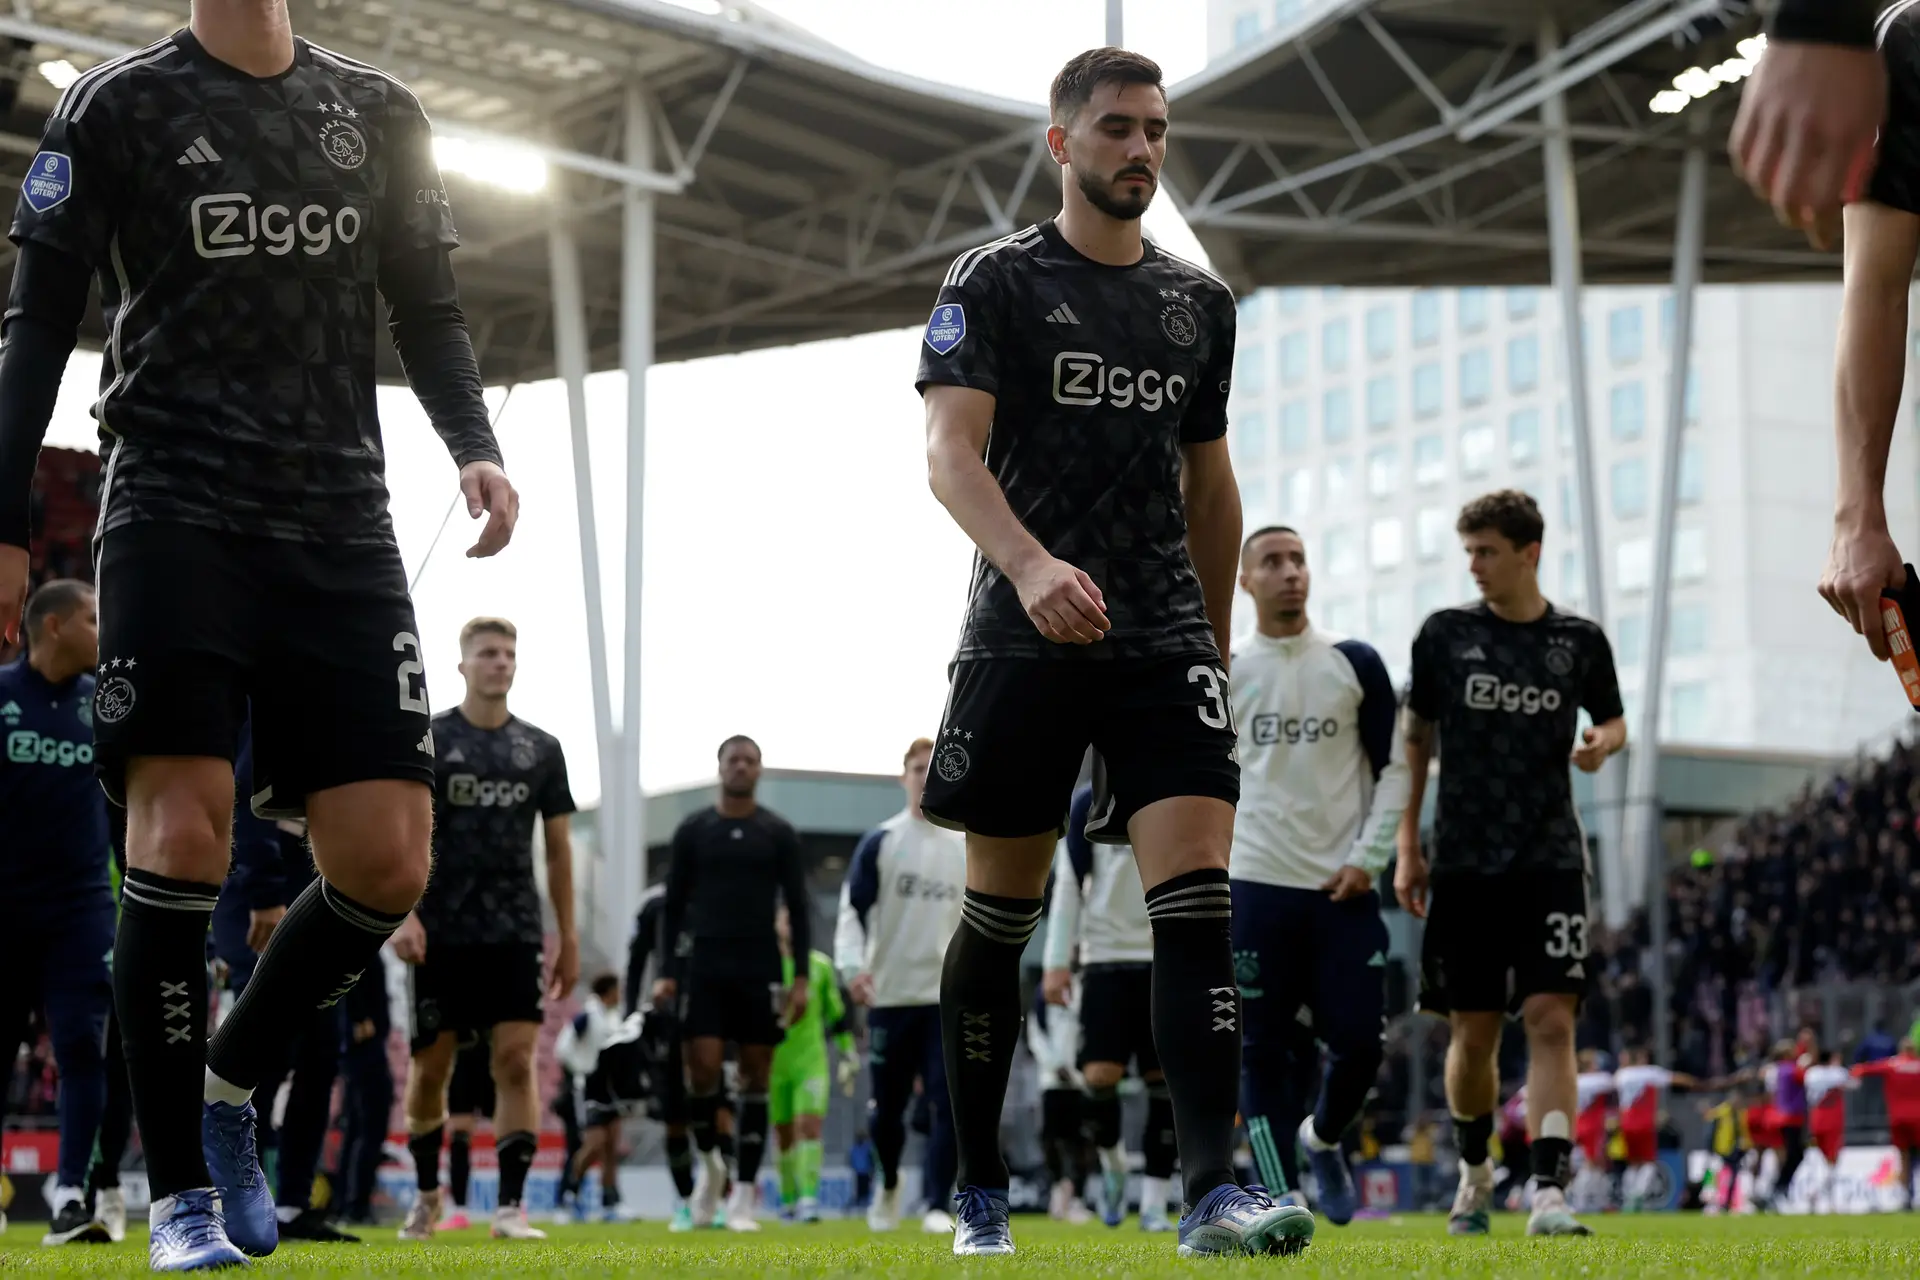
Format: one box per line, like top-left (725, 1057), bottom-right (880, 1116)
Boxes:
top-left (658, 807), bottom-right (810, 979)
top-left (420, 708), bottom-right (575, 946)
top-left (1407, 602), bottom-right (1624, 877)
top-left (9, 31), bottom-right (494, 545)
top-left (1873, 3), bottom-right (1920, 213)
top-left (915, 219), bottom-right (1237, 662)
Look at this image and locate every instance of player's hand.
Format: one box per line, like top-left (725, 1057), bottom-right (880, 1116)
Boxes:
top-left (1729, 41), bottom-right (1885, 250)
top-left (459, 460), bottom-right (520, 558)
top-left (352, 1018), bottom-right (377, 1044)
top-left (1570, 726), bottom-right (1612, 774)
top-left (784, 977), bottom-right (810, 1027)
top-left (1012, 554), bottom-right (1110, 645)
top-left (246, 905), bottom-right (287, 953)
top-left (1819, 519), bottom-right (1908, 660)
top-left (1042, 966), bottom-right (1074, 1006)
top-left (837, 1055), bottom-right (859, 1098)
top-left (651, 977), bottom-right (677, 1008)
top-left (1321, 866), bottom-right (1373, 902)
top-left (849, 972), bottom-right (876, 1007)
top-left (549, 932), bottom-right (580, 1001)
top-left (392, 912), bottom-right (428, 965)
top-left (0, 543), bottom-right (26, 648)
top-left (1393, 841), bottom-right (1430, 920)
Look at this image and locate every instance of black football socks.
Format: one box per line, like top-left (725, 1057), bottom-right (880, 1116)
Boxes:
top-left (941, 888), bottom-right (1042, 1192)
top-left (497, 1131), bottom-right (537, 1207)
top-left (1145, 869), bottom-right (1241, 1208)
top-left (114, 869), bottom-right (220, 1200)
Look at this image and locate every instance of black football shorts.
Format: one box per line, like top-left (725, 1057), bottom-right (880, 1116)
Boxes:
top-left (1076, 962), bottom-right (1159, 1074)
top-left (680, 963), bottom-right (785, 1048)
top-left (93, 523), bottom-right (434, 818)
top-left (408, 942), bottom-right (546, 1054)
top-left (920, 655), bottom-right (1238, 842)
top-left (1418, 869), bottom-right (1593, 1016)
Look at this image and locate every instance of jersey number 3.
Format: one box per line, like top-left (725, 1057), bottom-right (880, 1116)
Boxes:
top-left (1189, 665), bottom-right (1233, 731)
top-left (1544, 911), bottom-right (1588, 960)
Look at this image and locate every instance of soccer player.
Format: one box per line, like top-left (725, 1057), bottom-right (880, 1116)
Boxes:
top-left (0, 1), bottom-right (519, 1267)
top-left (438, 1040), bottom-right (496, 1231)
top-left (557, 973), bottom-right (627, 1222)
top-left (1612, 1048), bottom-right (1705, 1211)
top-left (770, 905), bottom-right (853, 1223)
top-left (1041, 783), bottom-right (1178, 1232)
top-left (1853, 1037), bottom-right (1920, 1208)
top-left (626, 881), bottom-right (701, 1230)
top-left (1570, 1053), bottom-right (1614, 1206)
top-left (1821, 4), bottom-right (1920, 655)
top-left (917, 45), bottom-right (1310, 1259)
top-left (1393, 490), bottom-right (1626, 1238)
top-left (1227, 525), bottom-right (1406, 1227)
top-left (1026, 987), bottom-right (1092, 1225)
top-left (1729, 0), bottom-right (1883, 251)
top-left (835, 736), bottom-right (965, 1233)
top-left (1761, 1039), bottom-right (1812, 1209)
top-left (0, 580), bottom-right (112, 1246)
top-left (651, 735), bottom-right (812, 1233)
top-left (1805, 1050), bottom-right (1854, 1204)
top-left (396, 617), bottom-right (577, 1243)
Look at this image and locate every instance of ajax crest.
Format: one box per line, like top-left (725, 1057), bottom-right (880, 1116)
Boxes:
top-left (318, 119), bottom-right (367, 171)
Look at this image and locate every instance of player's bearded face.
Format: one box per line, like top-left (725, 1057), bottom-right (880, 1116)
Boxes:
top-left (1075, 155), bottom-right (1156, 221)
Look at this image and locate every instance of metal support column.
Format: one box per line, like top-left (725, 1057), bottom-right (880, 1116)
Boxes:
top-left (1540, 15), bottom-right (1625, 926)
top-left (1636, 125), bottom-right (1708, 1066)
top-left (617, 81), bottom-right (656, 954)
top-left (548, 207), bottom-right (620, 951)
top-left (1106, 0), bottom-right (1123, 46)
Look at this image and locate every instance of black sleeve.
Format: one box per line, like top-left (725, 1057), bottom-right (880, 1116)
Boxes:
top-left (777, 820), bottom-right (812, 960)
top-left (0, 241), bottom-right (91, 549)
top-left (658, 820), bottom-right (696, 971)
top-left (537, 736), bottom-right (577, 819)
top-left (1336, 639), bottom-right (1398, 780)
top-left (1771, 0), bottom-right (1876, 46)
top-left (1871, 14), bottom-right (1920, 213)
top-left (1407, 614), bottom-right (1446, 723)
top-left (914, 253), bottom-right (1009, 396)
top-left (626, 896), bottom-right (658, 1015)
top-left (377, 245), bottom-right (502, 472)
top-left (1181, 286), bottom-right (1236, 445)
top-left (1581, 626), bottom-right (1626, 724)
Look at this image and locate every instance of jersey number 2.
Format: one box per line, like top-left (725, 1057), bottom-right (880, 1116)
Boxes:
top-left (1189, 665), bottom-right (1233, 730)
top-left (393, 632), bottom-right (429, 714)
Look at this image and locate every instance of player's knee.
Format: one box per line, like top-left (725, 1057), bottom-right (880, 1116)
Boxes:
top-left (492, 1040), bottom-right (537, 1092)
top-left (1449, 1013), bottom-right (1502, 1059)
top-left (1082, 1061), bottom-right (1125, 1091)
top-left (798, 1115), bottom-right (823, 1141)
top-left (127, 783), bottom-right (231, 881)
top-left (1520, 997), bottom-right (1574, 1049)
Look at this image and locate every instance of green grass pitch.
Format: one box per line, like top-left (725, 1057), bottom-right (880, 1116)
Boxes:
top-left (4, 1213), bottom-right (1920, 1276)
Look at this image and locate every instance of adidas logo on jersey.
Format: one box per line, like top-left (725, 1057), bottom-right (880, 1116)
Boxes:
top-left (0, 701), bottom-right (19, 718)
top-left (445, 747), bottom-right (464, 763)
top-left (1044, 304), bottom-right (1080, 325)
top-left (176, 136), bottom-right (222, 166)
top-left (1461, 645), bottom-right (1486, 661)
top-left (1567, 962), bottom-right (1585, 979)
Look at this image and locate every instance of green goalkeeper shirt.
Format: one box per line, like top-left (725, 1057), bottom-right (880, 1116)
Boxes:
top-left (775, 948), bottom-right (852, 1072)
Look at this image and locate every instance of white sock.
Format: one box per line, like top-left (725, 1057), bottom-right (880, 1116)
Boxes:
top-left (1102, 1142), bottom-right (1128, 1176)
top-left (52, 1183), bottom-right (84, 1213)
top-left (1300, 1116), bottom-right (1338, 1152)
top-left (1140, 1175), bottom-right (1169, 1216)
top-left (204, 1068), bottom-right (253, 1107)
top-left (275, 1205), bottom-right (302, 1224)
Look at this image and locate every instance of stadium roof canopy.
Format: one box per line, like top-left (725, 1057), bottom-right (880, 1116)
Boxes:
top-left (1163, 0), bottom-right (1821, 291)
top-left (0, 0), bottom-right (1056, 379)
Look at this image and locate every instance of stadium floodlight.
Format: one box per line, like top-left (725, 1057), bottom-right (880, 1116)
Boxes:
top-left (1649, 35), bottom-right (1765, 114)
top-left (432, 135), bottom-right (549, 195)
top-left (37, 59), bottom-right (79, 90)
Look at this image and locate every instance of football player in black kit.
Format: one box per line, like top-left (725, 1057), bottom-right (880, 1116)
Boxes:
top-left (651, 735), bottom-right (810, 1233)
top-left (1393, 491), bottom-right (1625, 1239)
top-left (1821, 3), bottom-right (1920, 660)
top-left (916, 47), bottom-right (1311, 1258)
top-left (625, 881), bottom-right (702, 1229)
top-left (0, 0), bottom-right (517, 1270)
top-left (394, 617), bottom-right (576, 1243)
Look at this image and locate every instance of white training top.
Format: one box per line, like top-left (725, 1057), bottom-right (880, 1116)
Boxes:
top-left (1044, 784), bottom-right (1153, 967)
top-left (1806, 1064), bottom-right (1853, 1110)
top-left (833, 808), bottom-right (966, 1008)
top-left (1229, 627), bottom-right (1410, 889)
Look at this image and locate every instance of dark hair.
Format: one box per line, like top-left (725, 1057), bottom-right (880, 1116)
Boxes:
top-left (590, 972), bottom-right (620, 999)
top-left (1455, 489), bottom-right (1544, 549)
top-left (24, 578), bottom-right (91, 642)
top-left (1049, 47), bottom-right (1165, 125)
top-left (717, 734), bottom-right (760, 761)
top-left (1241, 524), bottom-right (1301, 557)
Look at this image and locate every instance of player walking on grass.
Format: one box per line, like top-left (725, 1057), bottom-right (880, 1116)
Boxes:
top-left (0, 0), bottom-right (517, 1268)
top-left (1853, 1038), bottom-right (1920, 1208)
top-left (834, 737), bottom-right (965, 1233)
top-left (771, 906), bottom-right (854, 1223)
top-left (396, 617), bottom-right (577, 1244)
top-left (1394, 491), bottom-right (1626, 1239)
top-left (917, 45), bottom-right (1311, 1259)
top-left (652, 736), bottom-right (812, 1234)
top-left (1042, 782), bottom-right (1179, 1233)
top-left (1228, 527), bottom-right (1406, 1227)
top-left (0, 581), bottom-right (113, 1247)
